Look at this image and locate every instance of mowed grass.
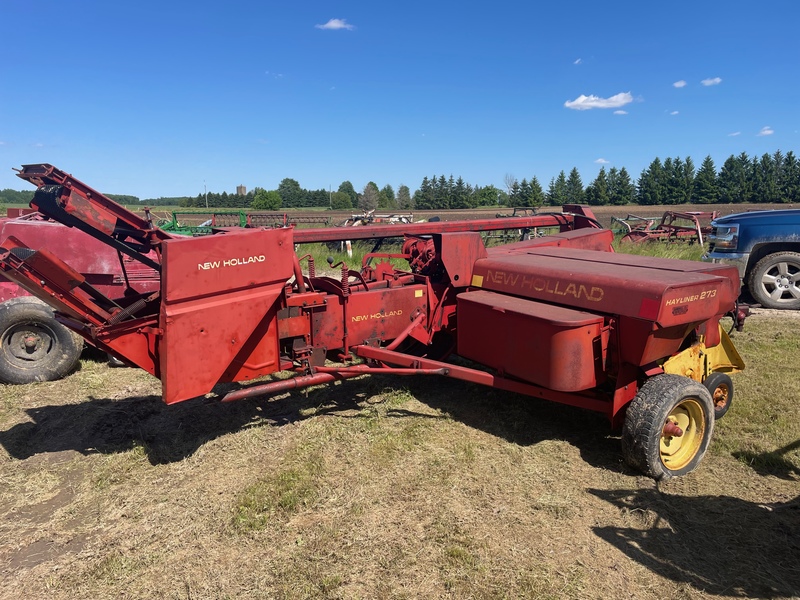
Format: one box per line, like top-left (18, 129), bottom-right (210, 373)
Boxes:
top-left (0, 238), bottom-right (797, 599)
top-left (0, 311), bottom-right (797, 598)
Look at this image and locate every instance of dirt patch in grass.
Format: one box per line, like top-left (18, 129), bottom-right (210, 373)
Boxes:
top-left (0, 316), bottom-right (798, 599)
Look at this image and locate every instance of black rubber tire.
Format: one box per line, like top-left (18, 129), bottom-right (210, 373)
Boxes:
top-left (621, 374), bottom-right (714, 480)
top-left (703, 372), bottom-right (734, 420)
top-left (0, 297), bottom-right (83, 384)
top-left (747, 251), bottom-right (800, 310)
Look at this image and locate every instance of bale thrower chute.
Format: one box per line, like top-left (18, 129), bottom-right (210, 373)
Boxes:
top-left (0, 164), bottom-right (746, 479)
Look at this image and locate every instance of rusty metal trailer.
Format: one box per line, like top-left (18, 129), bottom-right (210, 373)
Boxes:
top-left (0, 164), bottom-right (746, 479)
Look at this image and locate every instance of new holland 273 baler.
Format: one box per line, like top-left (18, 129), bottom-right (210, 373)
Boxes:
top-left (0, 164), bottom-right (746, 479)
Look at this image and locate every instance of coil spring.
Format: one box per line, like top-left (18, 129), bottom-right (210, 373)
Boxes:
top-left (341, 263), bottom-right (350, 296)
top-left (307, 257), bottom-right (316, 279)
top-left (108, 298), bottom-right (147, 325)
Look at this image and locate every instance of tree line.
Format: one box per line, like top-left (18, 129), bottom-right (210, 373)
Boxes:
top-left (1, 150), bottom-right (797, 210)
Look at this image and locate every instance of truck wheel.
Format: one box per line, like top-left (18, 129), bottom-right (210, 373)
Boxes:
top-left (621, 374), bottom-right (714, 480)
top-left (703, 372), bottom-right (733, 420)
top-left (748, 251), bottom-right (800, 310)
top-left (0, 297), bottom-right (83, 384)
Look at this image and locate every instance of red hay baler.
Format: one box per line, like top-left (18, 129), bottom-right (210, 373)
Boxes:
top-left (0, 164), bottom-right (746, 479)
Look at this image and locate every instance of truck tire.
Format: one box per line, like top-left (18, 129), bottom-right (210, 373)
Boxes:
top-left (747, 251), bottom-right (800, 310)
top-left (703, 372), bottom-right (733, 420)
top-left (621, 374), bottom-right (714, 480)
top-left (0, 297), bottom-right (83, 384)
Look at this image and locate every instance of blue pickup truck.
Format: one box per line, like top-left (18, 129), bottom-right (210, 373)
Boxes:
top-left (706, 209), bottom-right (800, 309)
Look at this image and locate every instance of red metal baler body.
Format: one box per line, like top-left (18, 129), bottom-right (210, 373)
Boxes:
top-left (0, 165), bottom-right (744, 466)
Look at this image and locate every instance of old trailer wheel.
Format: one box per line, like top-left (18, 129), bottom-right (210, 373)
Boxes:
top-left (621, 374), bottom-right (714, 480)
top-left (703, 372), bottom-right (734, 420)
top-left (0, 297), bottom-right (83, 384)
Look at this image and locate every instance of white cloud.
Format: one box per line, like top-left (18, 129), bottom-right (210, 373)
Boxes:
top-left (728, 131), bottom-right (741, 137)
top-left (757, 126), bottom-right (774, 136)
top-left (701, 77), bottom-right (722, 86)
top-left (564, 92), bottom-right (633, 111)
top-left (613, 110), bottom-right (628, 115)
top-left (673, 80), bottom-right (687, 88)
top-left (594, 158), bottom-right (609, 164)
top-left (315, 18), bottom-right (355, 30)
top-left (574, 58), bottom-right (582, 65)
top-left (670, 110), bottom-right (679, 115)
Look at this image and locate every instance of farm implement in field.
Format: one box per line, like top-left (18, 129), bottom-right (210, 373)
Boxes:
top-left (616, 211), bottom-right (719, 245)
top-left (157, 211), bottom-right (333, 236)
top-left (0, 164), bottom-right (746, 478)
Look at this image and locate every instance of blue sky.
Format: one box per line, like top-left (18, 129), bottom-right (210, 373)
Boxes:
top-left (1, 0), bottom-right (797, 199)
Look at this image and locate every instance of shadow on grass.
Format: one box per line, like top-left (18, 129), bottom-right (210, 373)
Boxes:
top-left (0, 370), bottom-right (622, 471)
top-left (590, 487), bottom-right (800, 598)
top-left (732, 439), bottom-right (800, 481)
top-left (0, 381), bottom-right (357, 464)
top-left (382, 374), bottom-right (624, 472)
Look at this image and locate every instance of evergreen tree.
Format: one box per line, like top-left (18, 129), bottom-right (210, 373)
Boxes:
top-left (306, 189), bottom-right (330, 207)
top-left (474, 184), bottom-right (502, 207)
top-left (756, 152), bottom-right (780, 203)
top-left (358, 182), bottom-right (379, 211)
top-left (378, 184), bottom-right (397, 209)
top-left (781, 151), bottom-right (800, 203)
top-left (414, 176), bottom-right (433, 209)
top-left (518, 179), bottom-right (532, 207)
top-left (693, 156), bottom-right (719, 204)
top-left (739, 152), bottom-right (756, 203)
top-left (434, 175), bottom-right (451, 209)
top-left (613, 167), bottom-right (636, 205)
top-left (396, 184), bottom-right (413, 209)
top-left (565, 167), bottom-right (584, 204)
top-left (773, 150), bottom-right (785, 203)
top-left (718, 153), bottom-right (752, 203)
top-left (529, 176), bottom-right (545, 207)
top-left (508, 179), bottom-right (522, 206)
top-left (546, 171), bottom-right (569, 206)
top-left (278, 178), bottom-right (304, 207)
top-left (452, 176), bottom-right (471, 209)
top-left (607, 167), bottom-right (634, 206)
top-left (678, 156), bottom-right (695, 204)
top-left (637, 158), bottom-right (665, 205)
top-left (662, 157), bottom-right (677, 204)
top-left (585, 167), bottom-right (610, 206)
top-left (718, 156), bottom-right (738, 203)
